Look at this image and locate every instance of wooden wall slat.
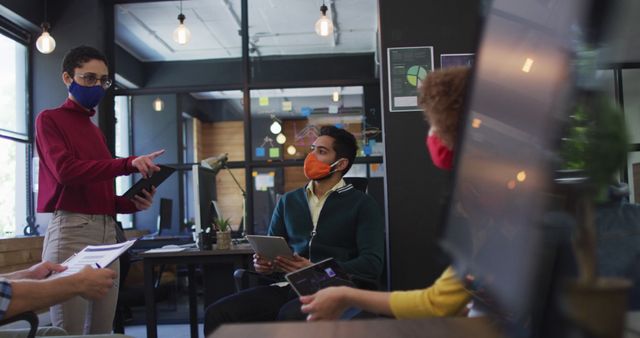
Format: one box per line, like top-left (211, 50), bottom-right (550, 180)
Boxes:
top-left (284, 167), bottom-right (307, 193)
top-left (0, 237), bottom-right (44, 273)
top-left (195, 120), bottom-right (246, 228)
top-left (197, 121), bottom-right (245, 162)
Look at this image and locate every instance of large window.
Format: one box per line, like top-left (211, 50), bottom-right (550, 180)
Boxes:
top-left (0, 31), bottom-right (29, 237)
top-left (113, 1), bottom-right (381, 234)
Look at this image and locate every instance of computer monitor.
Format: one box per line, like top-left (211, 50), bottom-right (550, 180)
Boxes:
top-left (192, 164), bottom-right (218, 235)
top-left (156, 198), bottom-right (173, 235)
top-left (441, 0), bottom-right (595, 325)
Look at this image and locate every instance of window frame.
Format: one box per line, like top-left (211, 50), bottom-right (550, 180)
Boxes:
top-left (0, 14), bottom-right (36, 237)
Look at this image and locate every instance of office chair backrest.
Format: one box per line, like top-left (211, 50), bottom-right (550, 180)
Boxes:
top-left (157, 198), bottom-right (173, 235)
top-left (344, 177), bottom-right (368, 193)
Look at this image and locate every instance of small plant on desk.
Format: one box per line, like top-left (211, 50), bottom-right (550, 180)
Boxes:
top-left (213, 217), bottom-right (231, 233)
top-left (213, 218), bottom-right (232, 250)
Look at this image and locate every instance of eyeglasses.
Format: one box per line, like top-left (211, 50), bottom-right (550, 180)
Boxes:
top-left (75, 72), bottom-right (112, 89)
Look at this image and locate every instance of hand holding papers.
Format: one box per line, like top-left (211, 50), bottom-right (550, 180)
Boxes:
top-left (54, 239), bottom-right (136, 277)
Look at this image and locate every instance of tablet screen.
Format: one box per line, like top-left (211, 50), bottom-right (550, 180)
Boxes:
top-left (285, 258), bottom-right (355, 296)
top-left (245, 235), bottom-right (293, 260)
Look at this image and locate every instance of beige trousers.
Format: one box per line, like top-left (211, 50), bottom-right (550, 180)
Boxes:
top-left (42, 210), bottom-right (120, 335)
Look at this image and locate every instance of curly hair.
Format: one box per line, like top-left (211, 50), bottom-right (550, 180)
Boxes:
top-left (62, 46), bottom-right (108, 77)
top-left (418, 66), bottom-right (471, 149)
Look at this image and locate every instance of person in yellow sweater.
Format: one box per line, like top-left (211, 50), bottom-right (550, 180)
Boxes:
top-left (300, 66), bottom-right (472, 320)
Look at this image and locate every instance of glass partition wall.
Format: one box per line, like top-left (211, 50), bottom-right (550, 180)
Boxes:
top-left (113, 0), bottom-right (382, 235)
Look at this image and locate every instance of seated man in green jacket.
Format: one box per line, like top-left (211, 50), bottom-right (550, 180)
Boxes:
top-left (204, 126), bottom-right (384, 335)
top-left (299, 67), bottom-right (473, 321)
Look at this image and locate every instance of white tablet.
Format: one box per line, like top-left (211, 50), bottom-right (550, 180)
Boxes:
top-left (245, 235), bottom-right (294, 260)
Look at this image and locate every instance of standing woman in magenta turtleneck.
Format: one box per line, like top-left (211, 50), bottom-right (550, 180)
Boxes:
top-left (35, 46), bottom-right (163, 335)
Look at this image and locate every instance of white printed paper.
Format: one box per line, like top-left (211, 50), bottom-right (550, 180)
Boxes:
top-left (56, 239), bottom-right (137, 277)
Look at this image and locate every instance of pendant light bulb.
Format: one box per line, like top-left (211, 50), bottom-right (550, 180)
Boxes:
top-left (153, 97), bottom-right (164, 112)
top-left (270, 121), bottom-right (282, 135)
top-left (287, 145), bottom-right (297, 155)
top-left (314, 4), bottom-right (334, 37)
top-left (332, 90), bottom-right (340, 102)
top-left (36, 23), bottom-right (56, 54)
top-left (173, 13), bottom-right (191, 45)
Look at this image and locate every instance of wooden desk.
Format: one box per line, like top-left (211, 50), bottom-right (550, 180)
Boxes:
top-left (140, 246), bottom-right (253, 338)
top-left (209, 317), bottom-right (502, 338)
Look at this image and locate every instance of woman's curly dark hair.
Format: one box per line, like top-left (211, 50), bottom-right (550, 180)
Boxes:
top-left (418, 66), bottom-right (471, 149)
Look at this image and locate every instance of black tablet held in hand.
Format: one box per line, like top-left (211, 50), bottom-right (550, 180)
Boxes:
top-left (285, 258), bottom-right (356, 296)
top-left (123, 165), bottom-right (176, 199)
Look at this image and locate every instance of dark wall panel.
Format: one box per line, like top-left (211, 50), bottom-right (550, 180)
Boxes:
top-left (132, 94), bottom-right (180, 234)
top-left (379, 0), bottom-right (481, 290)
top-left (252, 53), bottom-right (376, 83)
top-left (115, 45), bottom-right (145, 87)
top-left (145, 59), bottom-right (243, 89)
top-left (139, 54), bottom-right (376, 90)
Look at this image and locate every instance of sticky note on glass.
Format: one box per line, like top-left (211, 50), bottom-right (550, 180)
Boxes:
top-left (329, 105), bottom-right (339, 114)
top-left (259, 97), bottom-right (269, 106)
top-left (256, 147), bottom-right (266, 157)
top-left (282, 101), bottom-right (292, 112)
top-left (364, 145), bottom-right (372, 156)
top-left (269, 147), bottom-right (280, 158)
top-left (301, 107), bottom-right (312, 117)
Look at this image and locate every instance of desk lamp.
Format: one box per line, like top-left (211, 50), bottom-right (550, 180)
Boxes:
top-left (201, 153), bottom-right (246, 236)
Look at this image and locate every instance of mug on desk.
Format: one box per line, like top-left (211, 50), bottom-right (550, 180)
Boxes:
top-left (197, 231), bottom-right (214, 250)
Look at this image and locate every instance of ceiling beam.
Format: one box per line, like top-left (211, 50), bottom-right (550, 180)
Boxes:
top-left (113, 0), bottom-right (185, 3)
top-left (329, 0), bottom-right (340, 47)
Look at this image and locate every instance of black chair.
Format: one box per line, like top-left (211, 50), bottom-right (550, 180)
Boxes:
top-left (232, 268), bottom-right (280, 292)
top-left (0, 311), bottom-right (38, 338)
top-left (344, 177), bottom-right (368, 192)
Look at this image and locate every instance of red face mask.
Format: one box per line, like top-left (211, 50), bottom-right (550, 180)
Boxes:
top-left (304, 153), bottom-right (343, 180)
top-left (426, 134), bottom-right (454, 170)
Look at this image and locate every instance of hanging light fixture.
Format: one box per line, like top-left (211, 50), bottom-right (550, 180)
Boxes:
top-left (270, 121), bottom-right (282, 134)
top-left (153, 97), bottom-right (164, 112)
top-left (270, 115), bottom-right (282, 134)
top-left (332, 89), bottom-right (340, 102)
top-left (172, 0), bottom-right (192, 45)
top-left (314, 1), bottom-right (334, 37)
top-left (287, 145), bottom-right (297, 155)
top-left (36, 0), bottom-right (56, 54)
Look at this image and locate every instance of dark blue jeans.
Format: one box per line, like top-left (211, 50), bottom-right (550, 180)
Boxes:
top-left (204, 285), bottom-right (304, 336)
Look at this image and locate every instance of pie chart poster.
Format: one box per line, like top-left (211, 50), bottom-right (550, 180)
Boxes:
top-left (387, 46), bottom-right (434, 112)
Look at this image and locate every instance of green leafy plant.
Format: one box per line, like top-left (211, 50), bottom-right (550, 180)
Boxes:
top-left (560, 94), bottom-right (629, 283)
top-left (213, 217), bottom-right (231, 232)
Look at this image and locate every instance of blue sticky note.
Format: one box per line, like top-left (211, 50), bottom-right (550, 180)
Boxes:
top-left (363, 145), bottom-right (372, 156)
top-left (255, 147), bottom-right (265, 157)
top-left (301, 107), bottom-right (312, 117)
top-left (335, 123), bottom-right (344, 129)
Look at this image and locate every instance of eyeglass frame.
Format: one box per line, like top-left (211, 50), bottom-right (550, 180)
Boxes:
top-left (74, 72), bottom-right (113, 89)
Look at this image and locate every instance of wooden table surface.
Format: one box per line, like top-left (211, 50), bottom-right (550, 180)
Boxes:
top-left (210, 317), bottom-right (502, 338)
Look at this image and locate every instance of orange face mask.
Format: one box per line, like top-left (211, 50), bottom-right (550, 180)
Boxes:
top-left (303, 153), bottom-right (343, 180)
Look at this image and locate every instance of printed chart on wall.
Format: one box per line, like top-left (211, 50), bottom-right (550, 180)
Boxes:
top-left (387, 46), bottom-right (434, 112)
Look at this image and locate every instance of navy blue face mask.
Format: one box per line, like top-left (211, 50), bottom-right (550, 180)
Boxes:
top-left (69, 81), bottom-right (105, 109)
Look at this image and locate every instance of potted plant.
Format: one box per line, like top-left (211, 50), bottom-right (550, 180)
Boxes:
top-left (214, 217), bottom-right (232, 250)
top-left (559, 93), bottom-right (632, 338)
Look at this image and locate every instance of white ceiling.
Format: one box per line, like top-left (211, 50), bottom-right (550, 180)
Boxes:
top-left (115, 0), bottom-right (378, 62)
